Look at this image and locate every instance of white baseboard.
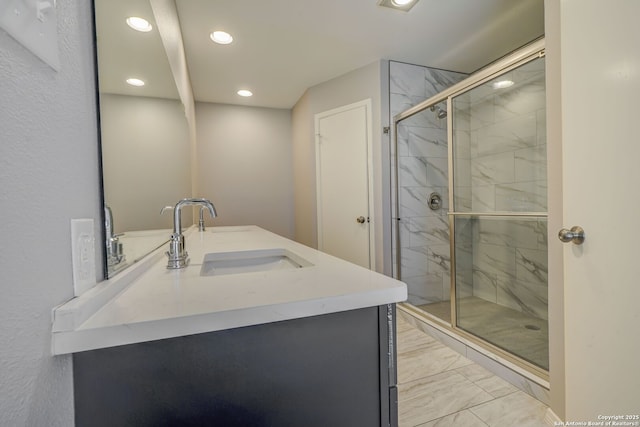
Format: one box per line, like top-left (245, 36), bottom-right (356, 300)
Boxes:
top-left (544, 408), bottom-right (563, 425)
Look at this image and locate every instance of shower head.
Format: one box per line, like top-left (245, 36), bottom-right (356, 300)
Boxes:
top-left (430, 104), bottom-right (447, 119)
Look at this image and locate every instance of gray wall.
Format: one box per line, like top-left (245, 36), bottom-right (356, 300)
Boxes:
top-left (196, 102), bottom-right (294, 239)
top-left (0, 0), bottom-right (101, 424)
top-left (101, 94), bottom-right (191, 232)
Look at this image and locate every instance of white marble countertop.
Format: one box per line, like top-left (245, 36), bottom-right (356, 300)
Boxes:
top-left (52, 226), bottom-right (407, 355)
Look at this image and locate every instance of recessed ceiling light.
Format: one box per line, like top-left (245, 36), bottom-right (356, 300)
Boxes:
top-left (126, 78), bottom-right (145, 87)
top-left (210, 31), bottom-right (233, 45)
top-left (378, 0), bottom-right (419, 12)
top-left (391, 0), bottom-right (414, 6)
top-left (492, 79), bottom-right (515, 89)
top-left (237, 89), bottom-right (253, 97)
top-left (126, 17), bottom-right (152, 32)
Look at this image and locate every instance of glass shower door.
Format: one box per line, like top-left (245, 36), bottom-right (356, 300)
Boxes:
top-left (395, 101), bottom-right (451, 323)
top-left (450, 56), bottom-right (549, 370)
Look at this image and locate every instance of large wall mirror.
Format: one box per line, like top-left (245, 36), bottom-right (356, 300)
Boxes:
top-left (94, 0), bottom-right (544, 278)
top-left (95, 0), bottom-right (192, 277)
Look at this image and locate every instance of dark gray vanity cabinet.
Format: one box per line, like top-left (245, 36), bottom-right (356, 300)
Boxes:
top-left (73, 305), bottom-right (398, 427)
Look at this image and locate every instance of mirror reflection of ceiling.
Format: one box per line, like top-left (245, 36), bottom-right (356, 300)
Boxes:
top-left (96, 0), bottom-right (544, 108)
top-left (95, 0), bottom-right (179, 100)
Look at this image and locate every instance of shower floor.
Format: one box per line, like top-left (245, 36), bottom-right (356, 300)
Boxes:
top-left (417, 297), bottom-right (549, 370)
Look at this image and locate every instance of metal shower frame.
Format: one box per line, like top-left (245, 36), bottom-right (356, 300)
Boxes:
top-left (392, 38), bottom-right (549, 382)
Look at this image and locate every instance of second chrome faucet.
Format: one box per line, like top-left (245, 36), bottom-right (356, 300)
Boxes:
top-left (166, 198), bottom-right (217, 269)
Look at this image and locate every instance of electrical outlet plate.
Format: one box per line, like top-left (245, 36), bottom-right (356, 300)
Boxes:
top-left (0, 0), bottom-right (60, 71)
top-left (71, 219), bottom-right (96, 297)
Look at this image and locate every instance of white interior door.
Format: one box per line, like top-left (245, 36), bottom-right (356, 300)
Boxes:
top-left (547, 0), bottom-right (640, 419)
top-left (315, 100), bottom-right (374, 269)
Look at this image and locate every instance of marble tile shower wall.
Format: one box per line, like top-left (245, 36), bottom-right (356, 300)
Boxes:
top-left (453, 60), bottom-right (548, 320)
top-left (390, 61), bottom-right (467, 306)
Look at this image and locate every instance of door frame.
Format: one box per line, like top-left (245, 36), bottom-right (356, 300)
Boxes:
top-left (314, 99), bottom-right (376, 270)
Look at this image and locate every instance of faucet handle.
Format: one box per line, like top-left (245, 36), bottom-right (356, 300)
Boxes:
top-left (160, 205), bottom-right (174, 215)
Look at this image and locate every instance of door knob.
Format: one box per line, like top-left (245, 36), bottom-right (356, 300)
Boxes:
top-left (356, 216), bottom-right (366, 224)
top-left (558, 226), bottom-right (585, 245)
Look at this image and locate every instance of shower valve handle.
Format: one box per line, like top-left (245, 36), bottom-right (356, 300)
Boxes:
top-left (558, 226), bottom-right (585, 245)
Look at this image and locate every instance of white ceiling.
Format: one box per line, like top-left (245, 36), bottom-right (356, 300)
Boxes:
top-left (96, 0), bottom-right (544, 109)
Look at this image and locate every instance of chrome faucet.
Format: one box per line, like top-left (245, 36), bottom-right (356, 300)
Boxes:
top-left (104, 206), bottom-right (125, 267)
top-left (166, 198), bottom-right (217, 269)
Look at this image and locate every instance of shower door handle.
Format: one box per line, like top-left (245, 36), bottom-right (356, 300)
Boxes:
top-left (558, 226), bottom-right (585, 245)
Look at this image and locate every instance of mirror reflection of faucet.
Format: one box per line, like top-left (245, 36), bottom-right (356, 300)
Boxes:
top-left (104, 206), bottom-right (125, 269)
top-left (198, 206), bottom-right (210, 232)
top-left (166, 198), bottom-right (217, 269)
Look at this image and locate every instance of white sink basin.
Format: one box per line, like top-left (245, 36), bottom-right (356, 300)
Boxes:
top-left (200, 248), bottom-right (313, 276)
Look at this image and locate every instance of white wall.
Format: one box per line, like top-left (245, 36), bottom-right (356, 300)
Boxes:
top-left (100, 94), bottom-right (191, 232)
top-left (291, 61), bottom-right (390, 273)
top-left (196, 103), bottom-right (294, 239)
top-left (0, 0), bottom-right (101, 424)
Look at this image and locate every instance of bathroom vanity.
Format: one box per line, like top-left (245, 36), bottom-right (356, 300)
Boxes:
top-left (52, 226), bottom-right (407, 426)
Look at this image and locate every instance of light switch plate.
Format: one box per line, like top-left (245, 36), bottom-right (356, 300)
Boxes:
top-left (0, 0), bottom-right (60, 71)
top-left (71, 219), bottom-right (96, 297)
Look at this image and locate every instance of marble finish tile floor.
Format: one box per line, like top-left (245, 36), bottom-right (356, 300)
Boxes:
top-left (396, 315), bottom-right (549, 426)
top-left (417, 297), bottom-right (549, 370)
